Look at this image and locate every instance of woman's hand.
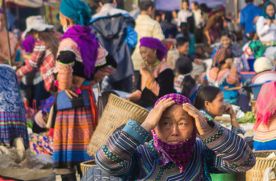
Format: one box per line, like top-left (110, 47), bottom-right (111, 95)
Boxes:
top-left (92, 66), bottom-right (114, 85)
top-left (128, 90), bottom-right (142, 102)
top-left (141, 98), bottom-right (175, 132)
top-left (65, 89), bottom-right (78, 99)
top-left (224, 104), bottom-right (235, 118)
top-left (224, 104), bottom-right (240, 128)
top-left (182, 103), bottom-right (213, 136)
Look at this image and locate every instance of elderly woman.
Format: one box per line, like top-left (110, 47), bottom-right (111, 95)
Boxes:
top-left (207, 47), bottom-right (240, 105)
top-left (129, 37), bottom-right (175, 108)
top-left (83, 93), bottom-right (255, 180)
top-left (253, 81), bottom-right (276, 150)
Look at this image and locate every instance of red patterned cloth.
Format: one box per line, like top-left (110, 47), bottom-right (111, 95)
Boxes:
top-left (17, 41), bottom-right (55, 91)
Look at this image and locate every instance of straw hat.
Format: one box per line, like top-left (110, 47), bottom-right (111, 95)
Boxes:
top-left (254, 57), bottom-right (274, 73)
top-left (22, 16), bottom-right (54, 38)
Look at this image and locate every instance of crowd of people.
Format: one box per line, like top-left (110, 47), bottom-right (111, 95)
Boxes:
top-left (0, 0), bottom-right (276, 180)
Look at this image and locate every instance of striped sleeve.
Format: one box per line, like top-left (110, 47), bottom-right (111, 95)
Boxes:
top-left (95, 120), bottom-right (150, 176)
top-left (200, 123), bottom-right (255, 173)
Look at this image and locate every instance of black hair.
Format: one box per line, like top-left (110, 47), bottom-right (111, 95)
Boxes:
top-left (245, 0), bottom-right (254, 3)
top-left (192, 1), bottom-right (199, 7)
top-left (176, 37), bottom-right (189, 48)
top-left (139, 0), bottom-right (154, 11)
top-left (194, 86), bottom-right (221, 110)
top-left (99, 0), bottom-right (113, 4)
top-left (200, 3), bottom-right (211, 13)
top-left (175, 56), bottom-right (193, 74)
top-left (182, 0), bottom-right (189, 5)
top-left (181, 76), bottom-right (196, 98)
top-left (221, 31), bottom-right (232, 38)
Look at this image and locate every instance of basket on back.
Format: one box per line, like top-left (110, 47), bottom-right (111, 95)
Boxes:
top-left (87, 94), bottom-right (149, 156)
top-left (246, 151), bottom-right (276, 181)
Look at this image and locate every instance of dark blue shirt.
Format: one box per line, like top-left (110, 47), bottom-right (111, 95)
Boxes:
top-left (240, 3), bottom-right (262, 34)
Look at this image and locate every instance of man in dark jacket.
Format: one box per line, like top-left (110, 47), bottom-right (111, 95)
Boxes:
top-left (90, 0), bottom-right (137, 92)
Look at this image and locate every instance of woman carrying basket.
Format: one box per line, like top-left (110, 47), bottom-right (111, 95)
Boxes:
top-left (54, 0), bottom-right (114, 180)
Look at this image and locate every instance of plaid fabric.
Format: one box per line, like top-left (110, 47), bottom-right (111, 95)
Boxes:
top-left (53, 107), bottom-right (94, 168)
top-left (0, 111), bottom-right (29, 148)
top-left (155, 93), bottom-right (191, 106)
top-left (17, 41), bottom-right (55, 91)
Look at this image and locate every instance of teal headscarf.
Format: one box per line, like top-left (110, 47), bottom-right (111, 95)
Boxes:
top-left (263, 2), bottom-right (276, 20)
top-left (60, 0), bottom-right (91, 26)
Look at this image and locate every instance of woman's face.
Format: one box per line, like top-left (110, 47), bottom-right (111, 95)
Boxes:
top-left (182, 2), bottom-right (189, 10)
top-left (140, 46), bottom-right (157, 65)
top-left (154, 105), bottom-right (194, 144)
top-left (205, 92), bottom-right (225, 116)
top-left (220, 36), bottom-right (231, 48)
top-left (266, 4), bottom-right (275, 18)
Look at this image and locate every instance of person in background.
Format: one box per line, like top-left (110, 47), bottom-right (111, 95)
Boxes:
top-left (177, 23), bottom-right (196, 56)
top-left (83, 93), bottom-right (255, 180)
top-left (131, 0), bottom-right (164, 90)
top-left (240, 0), bottom-right (262, 42)
top-left (177, 0), bottom-right (193, 28)
top-left (207, 48), bottom-right (240, 105)
top-left (256, 2), bottom-right (276, 43)
top-left (194, 86), bottom-right (245, 135)
top-left (191, 1), bottom-right (205, 43)
top-left (128, 37), bottom-right (175, 108)
top-left (174, 56), bottom-right (198, 102)
top-left (211, 31), bottom-right (242, 58)
top-left (160, 11), bottom-right (178, 39)
top-left (91, 0), bottom-right (137, 93)
top-left (252, 57), bottom-right (276, 84)
top-left (253, 81), bottom-right (276, 150)
top-left (54, 0), bottom-right (114, 180)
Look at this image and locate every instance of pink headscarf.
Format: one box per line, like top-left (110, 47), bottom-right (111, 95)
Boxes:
top-left (153, 93), bottom-right (196, 172)
top-left (254, 81), bottom-right (276, 129)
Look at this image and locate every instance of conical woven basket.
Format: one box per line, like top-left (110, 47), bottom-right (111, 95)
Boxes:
top-left (87, 94), bottom-right (149, 156)
top-left (246, 151), bottom-right (276, 181)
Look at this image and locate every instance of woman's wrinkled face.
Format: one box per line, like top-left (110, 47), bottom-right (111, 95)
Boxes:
top-left (205, 92), bottom-right (225, 116)
top-left (220, 36), bottom-right (231, 48)
top-left (266, 4), bottom-right (275, 18)
top-left (140, 46), bottom-right (157, 65)
top-left (154, 105), bottom-right (194, 144)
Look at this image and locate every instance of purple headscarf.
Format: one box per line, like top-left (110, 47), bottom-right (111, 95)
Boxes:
top-left (140, 37), bottom-right (168, 61)
top-left (0, 8), bottom-right (3, 14)
top-left (153, 93), bottom-right (196, 172)
top-left (62, 25), bottom-right (99, 78)
top-left (21, 35), bottom-right (36, 53)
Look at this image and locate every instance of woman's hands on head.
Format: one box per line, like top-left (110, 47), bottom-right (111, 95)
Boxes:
top-left (183, 103), bottom-right (213, 136)
top-left (141, 98), bottom-right (175, 132)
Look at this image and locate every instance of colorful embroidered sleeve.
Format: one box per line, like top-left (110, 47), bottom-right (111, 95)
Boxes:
top-left (95, 120), bottom-right (150, 176)
top-left (17, 41), bottom-right (46, 77)
top-left (200, 122), bottom-right (255, 173)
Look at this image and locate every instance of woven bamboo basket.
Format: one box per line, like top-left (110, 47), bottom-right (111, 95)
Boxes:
top-left (87, 94), bottom-right (149, 156)
top-left (80, 160), bottom-right (96, 175)
top-left (246, 151), bottom-right (276, 181)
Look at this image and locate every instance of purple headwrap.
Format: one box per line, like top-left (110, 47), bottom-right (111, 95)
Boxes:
top-left (153, 93), bottom-right (196, 172)
top-left (21, 35), bottom-right (36, 53)
top-left (62, 25), bottom-right (99, 78)
top-left (0, 8), bottom-right (3, 14)
top-left (140, 37), bottom-right (168, 61)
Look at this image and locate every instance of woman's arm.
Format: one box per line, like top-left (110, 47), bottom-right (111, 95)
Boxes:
top-left (202, 123), bottom-right (255, 173)
top-left (95, 120), bottom-right (150, 176)
top-left (256, 16), bottom-right (271, 37)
